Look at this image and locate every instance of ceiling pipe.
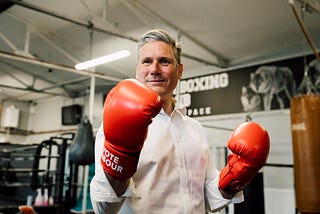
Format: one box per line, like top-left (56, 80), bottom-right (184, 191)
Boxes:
top-left (128, 0), bottom-right (228, 67)
top-left (289, 0), bottom-right (320, 63)
top-left (0, 0), bottom-right (15, 13)
top-left (120, 0), bottom-right (154, 29)
top-left (34, 31), bottom-right (80, 64)
top-left (296, 0), bottom-right (320, 15)
top-left (0, 63), bottom-right (30, 87)
top-left (0, 32), bottom-right (20, 52)
top-left (0, 59), bottom-right (80, 98)
top-left (8, 0), bottom-right (137, 42)
top-left (8, 0), bottom-right (224, 68)
top-left (0, 65), bottom-right (91, 99)
top-left (39, 76), bottom-right (90, 91)
top-left (0, 50), bottom-right (122, 82)
top-left (0, 83), bottom-right (68, 97)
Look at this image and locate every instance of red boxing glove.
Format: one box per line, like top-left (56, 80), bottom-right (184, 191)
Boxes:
top-left (101, 79), bottom-right (162, 180)
top-left (219, 122), bottom-right (270, 194)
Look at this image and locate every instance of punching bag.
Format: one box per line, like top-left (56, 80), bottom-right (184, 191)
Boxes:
top-left (290, 74), bottom-right (320, 214)
top-left (69, 119), bottom-right (95, 165)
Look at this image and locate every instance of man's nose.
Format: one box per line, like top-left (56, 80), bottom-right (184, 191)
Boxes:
top-left (150, 62), bottom-right (160, 75)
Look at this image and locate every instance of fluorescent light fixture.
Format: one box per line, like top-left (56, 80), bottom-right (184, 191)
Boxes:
top-left (75, 50), bottom-right (130, 70)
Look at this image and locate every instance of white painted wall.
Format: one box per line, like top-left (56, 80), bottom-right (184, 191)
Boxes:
top-left (0, 91), bottom-right (105, 144)
top-left (25, 92), bottom-right (105, 143)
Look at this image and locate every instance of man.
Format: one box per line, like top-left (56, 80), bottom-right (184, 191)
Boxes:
top-left (90, 29), bottom-right (270, 213)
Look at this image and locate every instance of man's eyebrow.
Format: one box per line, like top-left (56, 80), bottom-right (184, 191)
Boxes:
top-left (140, 56), bottom-right (151, 60)
top-left (158, 56), bottom-right (174, 61)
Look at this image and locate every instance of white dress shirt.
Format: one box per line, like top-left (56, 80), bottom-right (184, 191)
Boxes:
top-left (90, 101), bottom-right (243, 214)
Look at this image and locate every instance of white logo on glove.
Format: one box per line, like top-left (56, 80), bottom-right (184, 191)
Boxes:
top-left (102, 148), bottom-right (123, 173)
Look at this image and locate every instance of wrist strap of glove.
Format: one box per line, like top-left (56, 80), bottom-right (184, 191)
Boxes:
top-left (101, 141), bottom-right (139, 180)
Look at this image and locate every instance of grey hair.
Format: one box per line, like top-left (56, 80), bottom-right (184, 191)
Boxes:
top-left (137, 29), bottom-right (182, 66)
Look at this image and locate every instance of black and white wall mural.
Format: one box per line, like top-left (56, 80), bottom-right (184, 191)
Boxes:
top-left (176, 54), bottom-right (320, 117)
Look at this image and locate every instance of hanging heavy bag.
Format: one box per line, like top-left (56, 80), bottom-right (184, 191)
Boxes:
top-left (290, 74), bottom-right (320, 214)
top-left (69, 119), bottom-right (95, 165)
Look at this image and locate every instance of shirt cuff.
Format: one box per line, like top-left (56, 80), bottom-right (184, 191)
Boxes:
top-left (206, 176), bottom-right (244, 212)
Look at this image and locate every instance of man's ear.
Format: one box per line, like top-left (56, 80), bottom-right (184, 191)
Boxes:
top-left (135, 63), bottom-right (139, 79)
top-left (178, 64), bottom-right (183, 80)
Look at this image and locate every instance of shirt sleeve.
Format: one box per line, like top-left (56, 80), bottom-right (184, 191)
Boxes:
top-left (205, 175), bottom-right (244, 212)
top-left (90, 174), bottom-right (135, 202)
top-left (204, 146), bottom-right (244, 212)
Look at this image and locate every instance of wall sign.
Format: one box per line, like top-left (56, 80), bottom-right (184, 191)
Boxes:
top-left (176, 54), bottom-right (319, 117)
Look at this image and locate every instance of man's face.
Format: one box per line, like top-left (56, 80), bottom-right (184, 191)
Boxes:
top-left (136, 41), bottom-right (183, 100)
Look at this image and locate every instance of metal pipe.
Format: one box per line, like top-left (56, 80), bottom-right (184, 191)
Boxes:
top-left (8, 0), bottom-right (137, 43)
top-left (289, 0), bottom-right (320, 63)
top-left (0, 83), bottom-right (68, 97)
top-left (129, 0), bottom-right (228, 67)
top-left (39, 76), bottom-right (89, 91)
top-left (0, 50), bottom-right (122, 82)
top-left (81, 75), bottom-right (95, 214)
top-left (265, 163), bottom-right (294, 168)
top-left (202, 124), bottom-right (233, 131)
top-left (0, 63), bottom-right (30, 87)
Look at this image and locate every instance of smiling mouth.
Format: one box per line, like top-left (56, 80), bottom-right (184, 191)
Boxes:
top-left (147, 79), bottom-right (165, 84)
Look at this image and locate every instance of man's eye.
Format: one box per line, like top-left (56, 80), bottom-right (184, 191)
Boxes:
top-left (159, 58), bottom-right (171, 65)
top-left (143, 59), bottom-right (152, 64)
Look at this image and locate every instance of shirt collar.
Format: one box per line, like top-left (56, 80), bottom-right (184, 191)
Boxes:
top-left (159, 99), bottom-right (186, 116)
top-left (173, 100), bottom-right (187, 115)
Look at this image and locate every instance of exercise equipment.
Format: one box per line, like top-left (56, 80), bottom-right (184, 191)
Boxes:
top-left (69, 119), bottom-right (94, 165)
top-left (290, 93), bottom-right (320, 214)
top-left (290, 68), bottom-right (320, 213)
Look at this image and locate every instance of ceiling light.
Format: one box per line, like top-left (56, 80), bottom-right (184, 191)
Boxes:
top-left (75, 50), bottom-right (130, 70)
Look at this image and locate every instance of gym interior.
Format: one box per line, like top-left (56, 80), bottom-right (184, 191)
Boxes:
top-left (0, 0), bottom-right (319, 214)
